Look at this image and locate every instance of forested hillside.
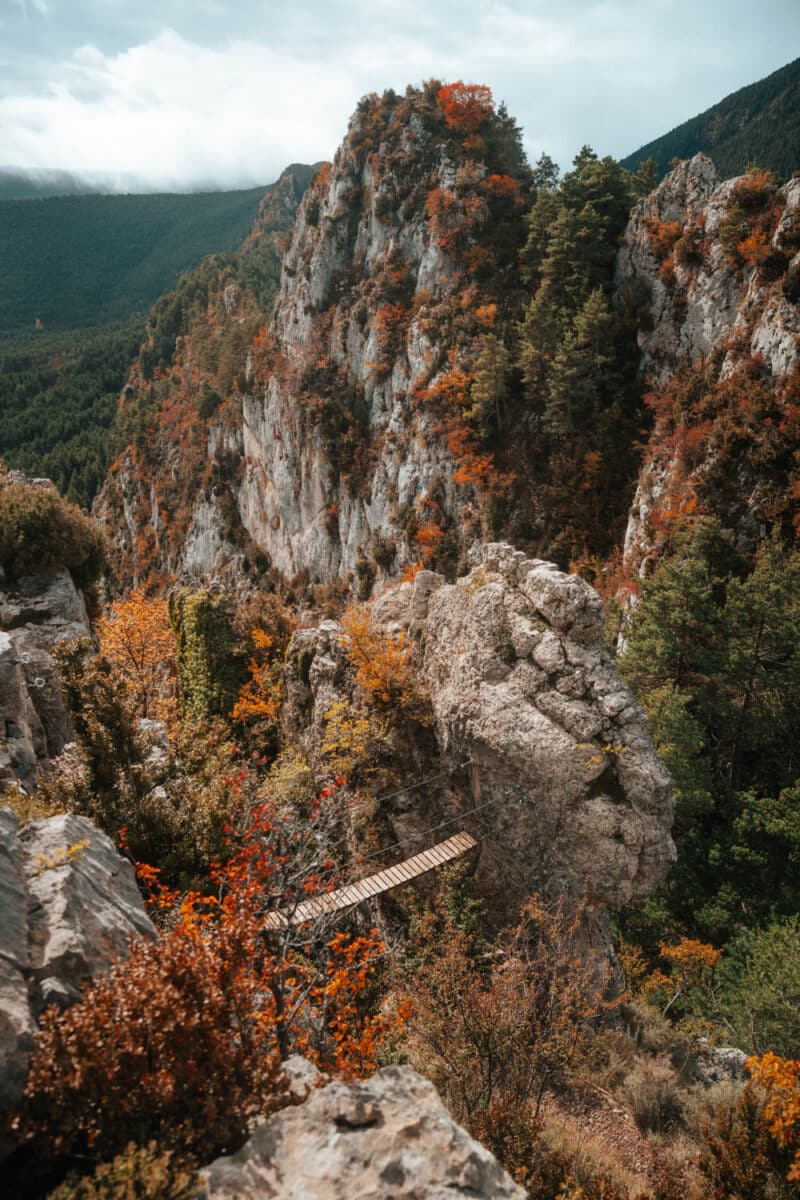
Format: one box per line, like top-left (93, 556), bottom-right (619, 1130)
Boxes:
top-left (0, 323), bottom-right (144, 507)
top-left (622, 56), bottom-right (800, 181)
top-left (0, 184), bottom-right (272, 334)
top-left (0, 167), bottom-right (138, 200)
top-left (0, 164), bottom-right (317, 505)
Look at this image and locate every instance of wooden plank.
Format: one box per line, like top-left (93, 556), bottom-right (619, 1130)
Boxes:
top-left (263, 832), bottom-right (478, 929)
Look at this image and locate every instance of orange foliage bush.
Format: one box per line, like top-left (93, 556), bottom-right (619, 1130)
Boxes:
top-left (641, 937), bottom-right (722, 1017)
top-left (699, 1081), bottom-right (797, 1195)
top-left (11, 794), bottom-right (406, 1186)
top-left (748, 1053), bottom-right (800, 1181)
top-left (646, 219), bottom-right (683, 262)
top-left (414, 518), bottom-right (445, 562)
top-left (231, 627), bottom-right (283, 726)
top-left (372, 302), bottom-right (408, 365)
top-left (340, 603), bottom-right (417, 709)
top-left (437, 81), bottom-right (494, 134)
top-left (719, 169), bottom-right (781, 270)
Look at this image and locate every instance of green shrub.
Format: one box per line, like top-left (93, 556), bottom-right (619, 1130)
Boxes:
top-left (718, 918), bottom-right (800, 1057)
top-left (0, 478), bottom-right (106, 586)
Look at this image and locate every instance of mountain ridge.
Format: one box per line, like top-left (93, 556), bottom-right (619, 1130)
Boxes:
top-left (621, 56), bottom-right (800, 182)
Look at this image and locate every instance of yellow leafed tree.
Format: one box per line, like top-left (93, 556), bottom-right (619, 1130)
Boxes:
top-left (96, 589), bottom-right (177, 724)
top-left (232, 628), bottom-right (283, 725)
top-left (340, 604), bottom-right (414, 708)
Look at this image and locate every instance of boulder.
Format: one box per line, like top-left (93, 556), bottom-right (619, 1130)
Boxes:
top-left (20, 813), bottom-right (157, 1013)
top-left (0, 809), bottom-right (155, 1139)
top-left (283, 543), bottom-right (675, 938)
top-left (202, 1064), bottom-right (525, 1199)
top-left (690, 1041), bottom-right (749, 1087)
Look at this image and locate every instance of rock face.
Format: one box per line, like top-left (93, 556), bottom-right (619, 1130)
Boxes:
top-left (0, 810), bottom-right (155, 1132)
top-left (202, 1062), bottom-right (525, 1200)
top-left (283, 543), bottom-right (675, 925)
top-left (617, 155), bottom-right (800, 578)
top-left (99, 86), bottom-right (527, 589)
top-left (0, 568), bottom-right (93, 793)
top-left (616, 154), bottom-right (800, 385)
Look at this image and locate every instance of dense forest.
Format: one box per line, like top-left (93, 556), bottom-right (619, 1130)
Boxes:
top-left (0, 168), bottom-right (139, 201)
top-left (621, 56), bottom-right (800, 182)
top-left (0, 185), bottom-right (269, 334)
top-left (0, 324), bottom-right (143, 508)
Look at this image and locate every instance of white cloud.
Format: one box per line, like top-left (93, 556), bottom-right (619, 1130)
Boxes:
top-left (0, 1), bottom-right (796, 189)
top-left (0, 31), bottom-right (360, 187)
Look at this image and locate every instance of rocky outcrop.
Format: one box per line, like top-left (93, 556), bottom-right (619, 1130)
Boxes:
top-left (0, 567), bottom-right (92, 793)
top-left (616, 154), bottom-right (800, 384)
top-left (202, 1061), bottom-right (525, 1200)
top-left (283, 543), bottom-right (674, 927)
top-left (0, 810), bottom-right (155, 1133)
top-left (99, 86), bottom-right (528, 590)
top-left (617, 155), bottom-right (800, 579)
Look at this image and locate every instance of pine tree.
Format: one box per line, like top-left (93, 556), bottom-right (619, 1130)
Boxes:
top-left (467, 333), bottom-right (510, 431)
top-left (633, 157), bottom-right (659, 196)
top-left (542, 287), bottom-right (614, 438)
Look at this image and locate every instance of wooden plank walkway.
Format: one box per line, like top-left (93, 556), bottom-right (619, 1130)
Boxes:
top-left (264, 831), bottom-right (478, 929)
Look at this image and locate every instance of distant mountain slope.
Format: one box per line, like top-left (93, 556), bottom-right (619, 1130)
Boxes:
top-left (621, 57), bottom-right (800, 182)
top-left (0, 184), bottom-right (274, 334)
top-left (0, 167), bottom-right (140, 199)
top-left (0, 164), bottom-right (318, 506)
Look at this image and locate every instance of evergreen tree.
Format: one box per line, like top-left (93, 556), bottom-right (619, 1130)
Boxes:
top-left (621, 521), bottom-right (800, 943)
top-left (467, 333), bottom-right (510, 432)
top-left (633, 157), bottom-right (659, 196)
top-left (542, 287), bottom-right (615, 438)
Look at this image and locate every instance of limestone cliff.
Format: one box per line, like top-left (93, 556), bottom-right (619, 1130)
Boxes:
top-left (617, 154), bottom-right (800, 577)
top-left (98, 85), bottom-right (529, 589)
top-left (0, 569), bottom-right (93, 794)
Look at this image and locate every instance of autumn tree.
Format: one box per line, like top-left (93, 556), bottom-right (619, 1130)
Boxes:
top-left (231, 592), bottom-right (295, 753)
top-left (437, 82), bottom-right (494, 134)
top-left (97, 589), bottom-right (177, 723)
top-left (340, 603), bottom-right (421, 712)
top-left (748, 1054), bottom-right (800, 1184)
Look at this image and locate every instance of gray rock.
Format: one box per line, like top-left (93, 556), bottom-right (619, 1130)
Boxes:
top-left (0, 809), bottom-right (155, 1140)
top-left (201, 1064), bottom-right (525, 1200)
top-left (690, 1041), bottom-right (749, 1086)
top-left (0, 565), bottom-right (94, 793)
top-left (282, 544), bottom-right (675, 934)
top-left (0, 811), bottom-right (36, 1120)
top-left (21, 813), bottom-right (156, 1011)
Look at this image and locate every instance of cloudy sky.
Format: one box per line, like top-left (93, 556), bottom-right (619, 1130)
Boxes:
top-left (1, 0), bottom-right (798, 191)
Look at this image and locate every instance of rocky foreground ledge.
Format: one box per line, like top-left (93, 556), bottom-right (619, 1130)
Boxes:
top-left (202, 1058), bottom-right (525, 1200)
